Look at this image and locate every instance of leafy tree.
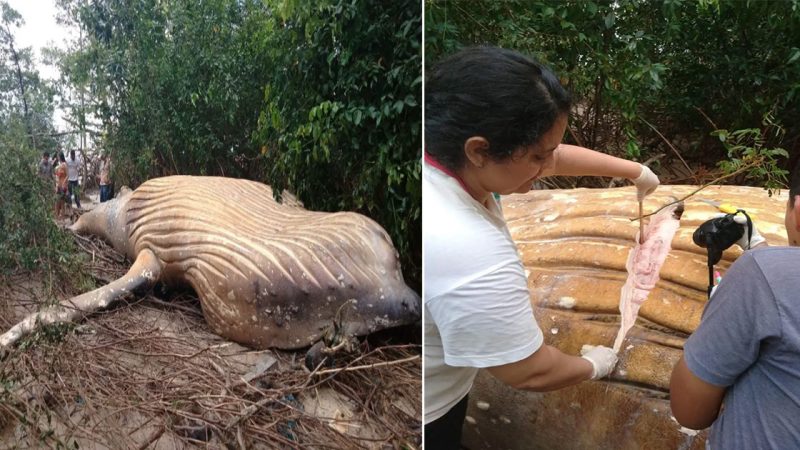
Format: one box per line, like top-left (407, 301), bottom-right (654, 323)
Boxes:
top-left (426, 0), bottom-right (799, 183)
top-left (255, 0), bottom-right (422, 286)
top-left (0, 1), bottom-right (82, 287)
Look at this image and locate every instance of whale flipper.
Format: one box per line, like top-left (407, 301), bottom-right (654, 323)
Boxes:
top-left (0, 249), bottom-right (162, 349)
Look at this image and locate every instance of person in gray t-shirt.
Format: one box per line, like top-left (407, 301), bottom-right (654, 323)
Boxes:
top-left (670, 159), bottom-right (800, 449)
top-left (38, 151), bottom-right (53, 179)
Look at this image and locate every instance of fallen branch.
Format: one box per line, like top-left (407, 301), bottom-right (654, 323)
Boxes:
top-left (631, 157), bottom-right (763, 221)
top-left (312, 355), bottom-right (420, 376)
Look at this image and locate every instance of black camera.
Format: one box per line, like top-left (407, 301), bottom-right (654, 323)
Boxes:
top-left (692, 209), bottom-right (753, 298)
top-left (692, 213), bottom-right (745, 266)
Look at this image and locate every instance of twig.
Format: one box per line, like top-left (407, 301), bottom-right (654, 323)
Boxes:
top-left (694, 107), bottom-right (718, 130)
top-left (567, 124), bottom-right (585, 148)
top-left (640, 117), bottom-right (698, 184)
top-left (631, 157), bottom-right (763, 221)
top-left (312, 355), bottom-right (420, 376)
top-left (137, 426), bottom-right (165, 450)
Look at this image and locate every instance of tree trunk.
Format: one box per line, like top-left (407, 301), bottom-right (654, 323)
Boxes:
top-left (3, 23), bottom-right (35, 149)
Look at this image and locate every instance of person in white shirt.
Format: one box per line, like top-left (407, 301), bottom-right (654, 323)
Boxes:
top-left (97, 153), bottom-right (113, 202)
top-left (65, 150), bottom-right (83, 209)
top-left (423, 46), bottom-right (660, 449)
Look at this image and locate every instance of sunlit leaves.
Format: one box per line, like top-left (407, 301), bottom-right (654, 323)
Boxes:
top-left (712, 115), bottom-right (789, 196)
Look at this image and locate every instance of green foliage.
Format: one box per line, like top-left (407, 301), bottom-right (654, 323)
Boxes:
top-left (256, 0), bottom-right (422, 286)
top-left (0, 1), bottom-right (60, 151)
top-left (0, 2), bottom-right (82, 283)
top-left (58, 0), bottom-right (272, 181)
top-left (425, 0), bottom-right (800, 178)
top-left (712, 114), bottom-right (789, 196)
top-left (0, 137), bottom-right (80, 278)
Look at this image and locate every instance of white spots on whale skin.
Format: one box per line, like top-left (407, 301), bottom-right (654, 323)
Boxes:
top-left (476, 401), bottom-right (490, 410)
top-left (227, 291), bottom-right (236, 302)
top-left (550, 193), bottom-right (578, 204)
top-left (251, 315), bottom-right (257, 323)
top-left (499, 416), bottom-right (511, 424)
top-left (379, 295), bottom-right (385, 300)
top-left (626, 344), bottom-right (634, 351)
top-left (368, 304), bottom-right (373, 308)
top-left (550, 328), bottom-right (559, 335)
top-left (556, 296), bottom-right (576, 309)
top-left (543, 213), bottom-right (559, 222)
top-left (619, 369), bottom-right (628, 377)
top-left (465, 416), bottom-right (477, 425)
top-left (371, 316), bottom-right (394, 329)
top-left (141, 269), bottom-right (155, 281)
top-left (525, 269), bottom-right (531, 279)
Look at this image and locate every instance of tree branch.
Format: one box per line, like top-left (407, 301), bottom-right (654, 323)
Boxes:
top-left (631, 157), bottom-right (763, 222)
top-left (640, 116), bottom-right (697, 183)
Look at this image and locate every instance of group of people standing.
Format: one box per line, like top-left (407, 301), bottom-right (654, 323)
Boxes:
top-left (37, 149), bottom-right (113, 220)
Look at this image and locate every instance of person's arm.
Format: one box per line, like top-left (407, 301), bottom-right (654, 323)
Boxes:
top-left (670, 356), bottom-right (726, 429)
top-left (542, 144), bottom-right (641, 178)
top-left (487, 344), bottom-right (594, 391)
top-left (541, 144), bottom-right (659, 200)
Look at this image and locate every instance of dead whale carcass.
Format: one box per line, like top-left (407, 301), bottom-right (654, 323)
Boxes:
top-left (0, 176), bottom-right (420, 351)
top-left (462, 185), bottom-right (788, 450)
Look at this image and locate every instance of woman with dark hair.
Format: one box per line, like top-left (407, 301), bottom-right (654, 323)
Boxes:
top-left (423, 46), bottom-right (660, 448)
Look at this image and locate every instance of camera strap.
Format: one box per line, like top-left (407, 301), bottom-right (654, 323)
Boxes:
top-left (705, 235), bottom-right (715, 299)
top-left (736, 209), bottom-right (754, 249)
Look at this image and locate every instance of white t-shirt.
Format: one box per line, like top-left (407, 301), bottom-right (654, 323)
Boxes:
top-left (423, 162), bottom-right (543, 424)
top-left (66, 154), bottom-right (82, 181)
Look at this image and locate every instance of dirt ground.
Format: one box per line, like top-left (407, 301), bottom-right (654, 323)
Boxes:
top-left (0, 189), bottom-right (421, 449)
